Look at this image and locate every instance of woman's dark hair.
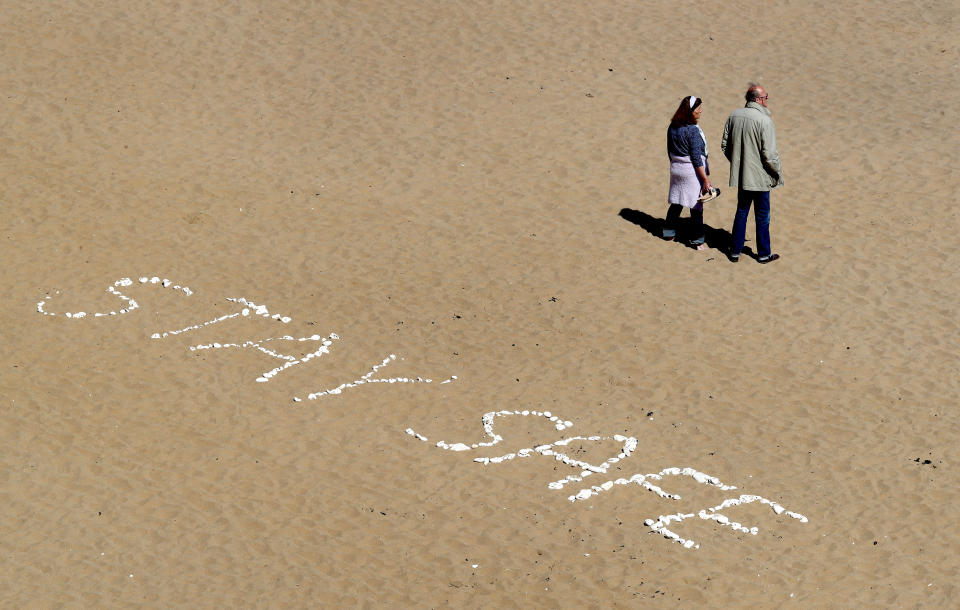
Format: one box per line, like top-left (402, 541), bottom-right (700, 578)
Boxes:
top-left (670, 96), bottom-right (702, 126)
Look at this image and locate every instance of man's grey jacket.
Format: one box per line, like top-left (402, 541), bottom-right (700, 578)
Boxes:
top-left (721, 101), bottom-right (783, 191)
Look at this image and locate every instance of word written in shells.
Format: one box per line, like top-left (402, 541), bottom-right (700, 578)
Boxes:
top-left (37, 276), bottom-right (456, 399)
top-left (406, 410), bottom-right (807, 550)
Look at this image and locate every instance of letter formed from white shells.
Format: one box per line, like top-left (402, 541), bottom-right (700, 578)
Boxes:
top-left (37, 276), bottom-right (190, 318)
top-left (405, 409), bottom-right (808, 550)
top-left (293, 354), bottom-right (456, 401)
top-left (189, 333), bottom-right (340, 383)
top-left (152, 295), bottom-right (294, 339)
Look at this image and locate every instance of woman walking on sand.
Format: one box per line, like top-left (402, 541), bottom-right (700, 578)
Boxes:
top-left (662, 95), bottom-right (717, 250)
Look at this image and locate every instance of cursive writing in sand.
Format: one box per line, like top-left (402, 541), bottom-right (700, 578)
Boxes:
top-left (406, 409), bottom-right (807, 550)
top-left (37, 276), bottom-right (456, 399)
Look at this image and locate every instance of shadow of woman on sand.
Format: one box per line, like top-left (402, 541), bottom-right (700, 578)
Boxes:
top-left (618, 208), bottom-right (752, 257)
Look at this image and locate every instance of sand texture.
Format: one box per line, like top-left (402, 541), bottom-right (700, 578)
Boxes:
top-left (1, 0), bottom-right (958, 606)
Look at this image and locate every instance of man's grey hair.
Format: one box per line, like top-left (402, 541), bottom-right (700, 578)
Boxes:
top-left (745, 82), bottom-right (763, 102)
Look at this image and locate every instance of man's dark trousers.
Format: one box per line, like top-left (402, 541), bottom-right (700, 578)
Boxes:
top-left (731, 189), bottom-right (771, 258)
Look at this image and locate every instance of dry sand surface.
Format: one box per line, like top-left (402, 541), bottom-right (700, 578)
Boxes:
top-left (1, 0), bottom-right (958, 606)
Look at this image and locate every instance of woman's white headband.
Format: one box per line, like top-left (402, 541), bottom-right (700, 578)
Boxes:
top-left (689, 96), bottom-right (698, 108)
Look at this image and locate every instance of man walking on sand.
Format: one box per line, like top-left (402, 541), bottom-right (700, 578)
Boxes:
top-left (721, 83), bottom-right (783, 263)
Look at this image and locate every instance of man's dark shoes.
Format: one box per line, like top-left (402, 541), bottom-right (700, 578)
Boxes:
top-left (758, 253), bottom-right (780, 264)
top-left (727, 252), bottom-right (739, 263)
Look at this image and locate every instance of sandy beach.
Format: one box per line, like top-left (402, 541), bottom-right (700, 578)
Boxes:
top-left (1, 0), bottom-right (958, 606)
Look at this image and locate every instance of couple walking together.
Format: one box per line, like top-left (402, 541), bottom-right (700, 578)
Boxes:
top-left (663, 83), bottom-right (782, 263)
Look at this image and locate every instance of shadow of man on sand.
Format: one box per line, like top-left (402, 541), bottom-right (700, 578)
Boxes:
top-left (618, 208), bottom-right (753, 257)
